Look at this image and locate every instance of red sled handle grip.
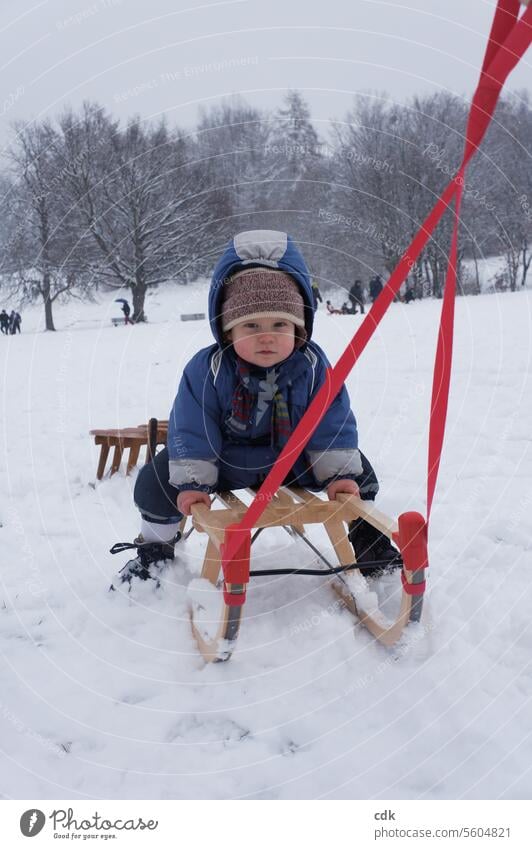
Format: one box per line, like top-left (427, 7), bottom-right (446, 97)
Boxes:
top-left (394, 512), bottom-right (428, 573)
top-left (220, 524), bottom-right (251, 606)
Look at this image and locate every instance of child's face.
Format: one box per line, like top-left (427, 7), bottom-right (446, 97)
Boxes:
top-left (229, 317), bottom-right (296, 367)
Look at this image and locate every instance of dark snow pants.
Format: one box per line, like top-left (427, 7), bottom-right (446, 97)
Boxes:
top-left (134, 447), bottom-right (380, 525)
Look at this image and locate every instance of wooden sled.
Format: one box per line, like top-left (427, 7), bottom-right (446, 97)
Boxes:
top-left (90, 419), bottom-right (168, 480)
top-left (188, 488), bottom-right (427, 662)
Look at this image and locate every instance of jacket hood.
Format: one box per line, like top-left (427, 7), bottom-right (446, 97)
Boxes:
top-left (208, 230), bottom-right (315, 345)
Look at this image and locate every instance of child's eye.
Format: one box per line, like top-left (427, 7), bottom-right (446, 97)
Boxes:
top-left (274, 322), bottom-right (288, 328)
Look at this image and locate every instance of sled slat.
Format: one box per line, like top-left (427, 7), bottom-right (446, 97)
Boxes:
top-left (191, 505), bottom-right (226, 548)
top-left (336, 494), bottom-right (399, 538)
top-left (323, 517), bottom-right (356, 566)
top-left (192, 501), bottom-right (353, 530)
top-left (283, 486), bottom-right (322, 505)
top-left (202, 537), bottom-right (222, 585)
top-left (216, 491), bottom-right (247, 509)
top-left (270, 488), bottom-right (305, 533)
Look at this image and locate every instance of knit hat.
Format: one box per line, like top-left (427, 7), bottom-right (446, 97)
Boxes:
top-left (221, 268), bottom-right (306, 332)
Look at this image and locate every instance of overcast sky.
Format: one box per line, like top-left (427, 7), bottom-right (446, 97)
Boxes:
top-left (0, 0), bottom-right (530, 149)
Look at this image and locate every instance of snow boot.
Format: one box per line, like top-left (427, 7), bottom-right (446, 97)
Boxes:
top-left (347, 517), bottom-right (402, 577)
top-left (109, 533), bottom-right (180, 591)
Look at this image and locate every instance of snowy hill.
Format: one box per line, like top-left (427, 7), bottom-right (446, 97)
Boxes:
top-left (1, 283), bottom-right (531, 799)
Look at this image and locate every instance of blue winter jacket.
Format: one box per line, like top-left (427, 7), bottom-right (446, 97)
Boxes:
top-left (167, 230), bottom-right (362, 492)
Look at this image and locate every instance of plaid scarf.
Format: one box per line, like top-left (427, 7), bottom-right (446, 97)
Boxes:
top-left (229, 358), bottom-right (292, 447)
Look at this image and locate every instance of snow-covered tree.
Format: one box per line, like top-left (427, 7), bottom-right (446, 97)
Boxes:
top-left (56, 103), bottom-right (213, 322)
top-left (2, 121), bottom-right (93, 330)
top-left (267, 90), bottom-right (321, 188)
top-left (482, 93), bottom-right (532, 291)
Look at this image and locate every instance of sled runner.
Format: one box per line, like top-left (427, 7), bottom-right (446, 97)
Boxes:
top-left (187, 487), bottom-right (427, 662)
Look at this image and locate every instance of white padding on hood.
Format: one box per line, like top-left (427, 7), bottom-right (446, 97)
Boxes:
top-left (234, 230), bottom-right (287, 265)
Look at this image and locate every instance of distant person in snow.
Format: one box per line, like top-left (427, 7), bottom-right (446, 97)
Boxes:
top-left (121, 300), bottom-right (133, 325)
top-left (0, 309), bottom-right (9, 334)
top-left (369, 275), bottom-right (383, 303)
top-left (111, 230), bottom-right (402, 589)
top-left (311, 280), bottom-right (323, 309)
top-left (326, 300), bottom-right (343, 315)
top-left (348, 280), bottom-right (365, 314)
top-left (9, 311), bottom-right (21, 334)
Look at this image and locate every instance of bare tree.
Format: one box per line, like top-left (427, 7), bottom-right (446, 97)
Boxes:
top-left (329, 92), bottom-right (472, 297)
top-left (1, 87), bottom-right (530, 325)
top-left (195, 94), bottom-right (333, 283)
top-left (56, 103), bottom-right (213, 322)
top-left (266, 91), bottom-right (332, 278)
top-left (195, 98), bottom-right (280, 239)
top-left (481, 93), bottom-right (532, 291)
top-left (2, 121), bottom-right (91, 330)
top-left (267, 91), bottom-right (321, 186)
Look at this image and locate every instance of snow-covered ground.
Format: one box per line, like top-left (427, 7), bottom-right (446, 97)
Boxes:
top-left (1, 283), bottom-right (531, 800)
top-left (462, 255), bottom-right (509, 292)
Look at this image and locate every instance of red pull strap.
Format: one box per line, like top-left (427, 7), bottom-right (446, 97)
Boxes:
top-left (222, 1), bottom-right (532, 572)
top-left (428, 0), bottom-right (532, 517)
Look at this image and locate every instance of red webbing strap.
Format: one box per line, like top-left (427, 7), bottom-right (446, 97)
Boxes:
top-left (222, 2), bottom-right (532, 571)
top-left (428, 0), bottom-right (531, 517)
top-left (482, 0), bottom-right (522, 73)
top-left (427, 190), bottom-right (461, 519)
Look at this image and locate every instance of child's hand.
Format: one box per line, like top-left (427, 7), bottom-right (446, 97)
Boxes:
top-left (177, 490), bottom-right (211, 516)
top-left (327, 479), bottom-right (360, 501)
